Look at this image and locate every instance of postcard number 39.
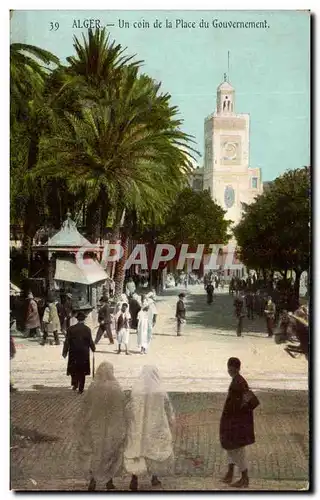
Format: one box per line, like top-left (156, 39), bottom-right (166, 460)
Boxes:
top-left (50, 22), bottom-right (60, 31)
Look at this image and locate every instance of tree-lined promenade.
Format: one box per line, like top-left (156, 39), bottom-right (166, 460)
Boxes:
top-left (10, 25), bottom-right (310, 300)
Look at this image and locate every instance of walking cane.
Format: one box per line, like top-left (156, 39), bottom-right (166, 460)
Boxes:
top-left (92, 351), bottom-right (95, 379)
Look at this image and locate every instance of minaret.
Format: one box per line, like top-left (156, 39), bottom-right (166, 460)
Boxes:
top-left (216, 74), bottom-right (235, 115)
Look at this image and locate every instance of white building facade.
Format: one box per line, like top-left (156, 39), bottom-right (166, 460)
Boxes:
top-left (202, 78), bottom-right (263, 279)
top-left (203, 78), bottom-right (263, 226)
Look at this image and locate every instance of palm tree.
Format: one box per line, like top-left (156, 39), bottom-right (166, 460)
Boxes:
top-left (66, 28), bottom-right (140, 96)
top-left (33, 62), bottom-right (198, 297)
top-left (64, 28), bottom-right (142, 238)
top-left (10, 43), bottom-right (59, 120)
top-left (10, 43), bottom-right (61, 268)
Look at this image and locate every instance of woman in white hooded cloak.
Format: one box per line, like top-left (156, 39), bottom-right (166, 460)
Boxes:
top-left (76, 361), bottom-right (127, 491)
top-left (124, 365), bottom-right (175, 491)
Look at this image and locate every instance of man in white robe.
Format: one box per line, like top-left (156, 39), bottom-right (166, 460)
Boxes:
top-left (145, 292), bottom-right (157, 347)
top-left (137, 304), bottom-right (149, 354)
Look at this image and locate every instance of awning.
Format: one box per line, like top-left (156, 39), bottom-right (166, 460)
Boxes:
top-left (10, 282), bottom-right (21, 296)
top-left (54, 259), bottom-right (108, 285)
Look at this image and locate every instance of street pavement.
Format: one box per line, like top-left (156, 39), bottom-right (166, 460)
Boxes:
top-left (11, 285), bottom-right (308, 392)
top-left (10, 286), bottom-right (309, 491)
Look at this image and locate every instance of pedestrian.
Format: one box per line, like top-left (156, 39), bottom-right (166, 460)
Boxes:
top-left (264, 296), bottom-right (276, 337)
top-left (137, 303), bottom-right (150, 354)
top-left (70, 309), bottom-right (78, 327)
top-left (176, 293), bottom-right (186, 336)
top-left (124, 365), bottom-right (175, 491)
top-left (125, 277), bottom-right (136, 298)
top-left (62, 311), bottom-right (96, 394)
top-left (115, 303), bottom-right (131, 355)
top-left (64, 293), bottom-right (73, 331)
top-left (145, 292), bottom-right (157, 346)
top-left (215, 276), bottom-right (219, 291)
top-left (220, 357), bottom-right (259, 488)
top-left (76, 361), bottom-right (127, 491)
top-left (114, 293), bottom-right (128, 315)
top-left (109, 278), bottom-right (115, 298)
top-left (277, 309), bottom-right (289, 341)
top-left (95, 297), bottom-right (114, 345)
top-left (245, 292), bottom-right (254, 320)
top-left (287, 306), bottom-right (309, 358)
top-left (206, 282), bottom-right (214, 304)
top-left (204, 274), bottom-right (208, 291)
top-left (41, 294), bottom-right (60, 346)
top-left (24, 292), bottom-right (41, 338)
top-left (234, 294), bottom-right (245, 336)
top-left (129, 293), bottom-right (142, 330)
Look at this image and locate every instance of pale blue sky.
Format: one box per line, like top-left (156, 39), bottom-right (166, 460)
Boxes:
top-left (11, 10), bottom-right (310, 181)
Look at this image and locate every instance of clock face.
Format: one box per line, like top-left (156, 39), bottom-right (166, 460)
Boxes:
top-left (223, 141), bottom-right (237, 161)
top-left (220, 136), bottom-right (241, 164)
top-left (224, 186), bottom-right (235, 208)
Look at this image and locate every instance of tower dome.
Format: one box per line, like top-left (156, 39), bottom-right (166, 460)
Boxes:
top-left (217, 76), bottom-right (235, 115)
top-left (217, 81), bottom-right (234, 92)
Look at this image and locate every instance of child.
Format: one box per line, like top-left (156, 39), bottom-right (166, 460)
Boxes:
top-left (115, 303), bottom-right (131, 354)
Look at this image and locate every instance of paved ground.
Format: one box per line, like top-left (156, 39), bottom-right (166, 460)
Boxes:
top-left (10, 286), bottom-right (309, 491)
top-left (10, 389), bottom-right (309, 491)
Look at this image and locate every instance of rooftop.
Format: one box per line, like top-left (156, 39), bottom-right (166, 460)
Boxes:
top-left (217, 81), bottom-right (234, 91)
top-left (47, 214), bottom-right (95, 248)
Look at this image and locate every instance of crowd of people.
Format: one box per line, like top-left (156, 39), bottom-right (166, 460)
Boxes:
top-left (10, 270), bottom-right (308, 490)
top-left (203, 272), bottom-right (307, 343)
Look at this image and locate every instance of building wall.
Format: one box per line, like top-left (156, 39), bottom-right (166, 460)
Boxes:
top-left (204, 87), bottom-right (263, 226)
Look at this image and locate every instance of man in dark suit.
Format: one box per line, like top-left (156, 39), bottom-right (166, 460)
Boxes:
top-left (62, 311), bottom-right (95, 394)
top-left (176, 293), bottom-right (186, 336)
top-left (220, 357), bottom-right (259, 488)
top-left (95, 297), bottom-right (114, 345)
top-left (234, 294), bottom-right (245, 336)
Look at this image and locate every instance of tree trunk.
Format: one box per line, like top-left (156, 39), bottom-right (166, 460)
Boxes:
top-left (22, 198), bottom-right (39, 273)
top-left (99, 187), bottom-right (111, 247)
top-left (114, 233), bottom-right (128, 300)
top-left (293, 269), bottom-right (302, 301)
top-left (22, 134), bottom-right (40, 269)
top-left (86, 199), bottom-right (101, 244)
top-left (262, 269), bottom-right (267, 284)
top-left (113, 208), bottom-right (133, 300)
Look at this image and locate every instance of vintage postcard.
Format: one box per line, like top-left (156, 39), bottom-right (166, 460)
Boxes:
top-left (10, 9), bottom-right (310, 492)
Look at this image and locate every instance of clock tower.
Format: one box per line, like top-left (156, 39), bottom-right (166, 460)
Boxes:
top-left (203, 76), bottom-right (262, 226)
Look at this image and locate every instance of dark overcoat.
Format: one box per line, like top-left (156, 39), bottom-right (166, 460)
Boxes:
top-left (62, 323), bottom-right (95, 376)
top-left (129, 298), bottom-right (141, 329)
top-left (176, 299), bottom-right (186, 320)
top-left (220, 374), bottom-right (255, 450)
top-left (98, 303), bottom-right (112, 324)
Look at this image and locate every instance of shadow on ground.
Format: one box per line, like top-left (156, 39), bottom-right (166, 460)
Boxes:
top-left (185, 292), bottom-right (269, 336)
top-left (10, 389), bottom-right (309, 484)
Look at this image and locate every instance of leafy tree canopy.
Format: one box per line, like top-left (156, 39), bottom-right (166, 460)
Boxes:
top-left (234, 166), bottom-right (310, 276)
top-left (158, 188), bottom-right (232, 248)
